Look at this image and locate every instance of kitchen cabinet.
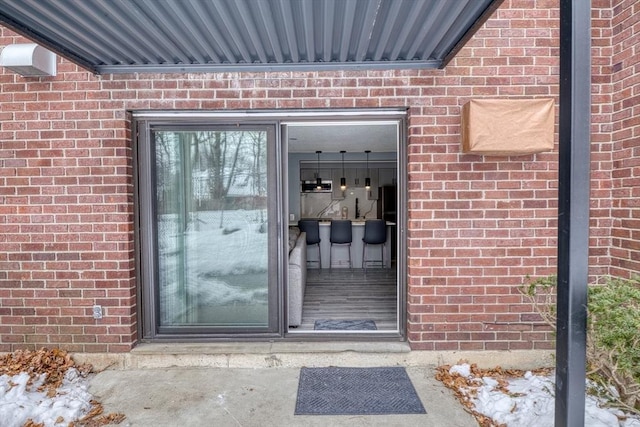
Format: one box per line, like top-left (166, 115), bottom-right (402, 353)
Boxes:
top-left (378, 168), bottom-right (397, 186)
top-left (341, 168), bottom-right (355, 187)
top-left (360, 168), bottom-right (378, 199)
top-left (328, 167), bottom-right (359, 189)
top-left (300, 168), bottom-right (316, 181)
top-left (353, 168), bottom-right (366, 187)
top-left (331, 168), bottom-right (345, 199)
top-left (300, 168), bottom-right (331, 182)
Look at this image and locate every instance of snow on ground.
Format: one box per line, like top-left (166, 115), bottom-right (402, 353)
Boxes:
top-left (4, 356), bottom-right (640, 426)
top-left (443, 363), bottom-right (640, 427)
top-left (0, 369), bottom-right (92, 427)
top-left (0, 348), bottom-right (124, 427)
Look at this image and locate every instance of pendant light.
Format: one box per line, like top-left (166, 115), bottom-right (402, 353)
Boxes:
top-left (364, 150), bottom-right (371, 190)
top-left (340, 150), bottom-right (347, 190)
top-left (315, 150), bottom-right (322, 190)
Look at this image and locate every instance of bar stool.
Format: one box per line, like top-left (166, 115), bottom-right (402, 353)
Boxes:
top-left (329, 220), bottom-right (352, 268)
top-left (362, 219), bottom-right (387, 270)
top-left (298, 219), bottom-right (321, 268)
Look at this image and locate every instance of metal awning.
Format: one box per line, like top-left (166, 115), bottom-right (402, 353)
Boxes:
top-left (0, 0), bottom-right (502, 74)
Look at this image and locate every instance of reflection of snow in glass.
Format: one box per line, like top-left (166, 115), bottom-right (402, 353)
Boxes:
top-left (157, 209), bottom-right (269, 325)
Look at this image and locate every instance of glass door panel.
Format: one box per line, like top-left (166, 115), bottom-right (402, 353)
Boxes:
top-left (153, 129), bottom-right (271, 331)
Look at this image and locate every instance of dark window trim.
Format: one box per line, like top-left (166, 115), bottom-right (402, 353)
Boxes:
top-left (132, 109), bottom-right (408, 342)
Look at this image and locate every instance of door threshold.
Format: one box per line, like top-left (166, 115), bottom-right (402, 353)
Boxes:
top-left (82, 341), bottom-right (412, 369)
top-left (132, 340), bottom-right (410, 355)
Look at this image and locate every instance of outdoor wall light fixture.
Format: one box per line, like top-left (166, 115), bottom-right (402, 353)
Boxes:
top-left (0, 43), bottom-right (57, 77)
top-left (316, 150), bottom-right (322, 190)
top-left (364, 150), bottom-right (371, 190)
top-left (340, 150), bottom-right (347, 190)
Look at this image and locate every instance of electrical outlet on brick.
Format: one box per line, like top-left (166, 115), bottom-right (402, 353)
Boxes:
top-left (92, 305), bottom-right (103, 319)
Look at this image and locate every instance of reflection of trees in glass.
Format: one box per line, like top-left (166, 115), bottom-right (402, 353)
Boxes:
top-left (154, 130), bottom-right (267, 213)
top-left (154, 131), bottom-right (179, 214)
top-left (246, 131), bottom-right (267, 225)
top-left (153, 128), bottom-right (270, 325)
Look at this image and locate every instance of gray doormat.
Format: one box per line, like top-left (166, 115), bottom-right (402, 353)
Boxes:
top-left (294, 367), bottom-right (426, 415)
top-left (313, 319), bottom-right (377, 330)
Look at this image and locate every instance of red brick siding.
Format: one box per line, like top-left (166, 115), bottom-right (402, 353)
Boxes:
top-left (0, 32), bottom-right (137, 352)
top-left (609, 0), bottom-right (640, 278)
top-left (0, 0), bottom-right (636, 352)
top-left (590, 0), bottom-right (616, 281)
top-left (406, 2), bottom-right (560, 351)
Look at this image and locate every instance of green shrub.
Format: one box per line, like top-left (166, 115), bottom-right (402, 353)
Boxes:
top-left (521, 275), bottom-right (640, 413)
top-left (589, 278), bottom-right (640, 380)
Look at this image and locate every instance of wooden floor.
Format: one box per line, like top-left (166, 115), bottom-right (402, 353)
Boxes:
top-left (293, 267), bottom-right (398, 332)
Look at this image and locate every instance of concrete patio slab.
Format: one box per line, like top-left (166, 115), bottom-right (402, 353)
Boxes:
top-left (89, 365), bottom-right (477, 427)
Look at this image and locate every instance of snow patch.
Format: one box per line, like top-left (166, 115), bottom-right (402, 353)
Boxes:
top-left (0, 368), bottom-right (93, 427)
top-left (447, 364), bottom-right (640, 427)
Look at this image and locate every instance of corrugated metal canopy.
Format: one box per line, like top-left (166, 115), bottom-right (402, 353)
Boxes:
top-left (0, 0), bottom-right (502, 74)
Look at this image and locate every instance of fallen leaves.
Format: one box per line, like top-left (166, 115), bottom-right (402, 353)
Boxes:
top-left (72, 401), bottom-right (127, 427)
top-left (0, 347), bottom-right (90, 396)
top-left (0, 347), bottom-right (125, 427)
top-left (435, 362), bottom-right (553, 427)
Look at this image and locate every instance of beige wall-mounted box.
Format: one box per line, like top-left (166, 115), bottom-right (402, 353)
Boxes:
top-left (461, 98), bottom-right (555, 155)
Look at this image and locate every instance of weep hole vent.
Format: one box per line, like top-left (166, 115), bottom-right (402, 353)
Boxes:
top-left (461, 98), bottom-right (554, 155)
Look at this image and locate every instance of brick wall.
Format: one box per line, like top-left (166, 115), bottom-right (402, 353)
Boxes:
top-left (405, 2), bottom-right (561, 351)
top-left (0, 32), bottom-right (137, 352)
top-left (590, 0), bottom-right (616, 280)
top-left (609, 0), bottom-right (640, 277)
top-left (0, 0), bottom-right (636, 352)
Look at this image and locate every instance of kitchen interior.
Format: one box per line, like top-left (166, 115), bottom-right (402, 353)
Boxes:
top-left (287, 121), bottom-right (399, 332)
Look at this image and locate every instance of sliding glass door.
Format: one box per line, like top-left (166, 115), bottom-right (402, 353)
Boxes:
top-left (138, 122), bottom-right (279, 336)
top-left (136, 109), bottom-right (406, 340)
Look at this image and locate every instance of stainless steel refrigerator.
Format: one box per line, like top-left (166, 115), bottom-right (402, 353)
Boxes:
top-left (377, 186), bottom-right (397, 223)
top-left (377, 186), bottom-right (397, 264)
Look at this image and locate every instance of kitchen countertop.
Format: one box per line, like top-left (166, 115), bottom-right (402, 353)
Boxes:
top-left (290, 220), bottom-right (395, 227)
top-left (289, 219), bottom-right (394, 268)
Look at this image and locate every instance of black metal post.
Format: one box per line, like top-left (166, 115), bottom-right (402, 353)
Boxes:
top-left (555, 1), bottom-right (591, 426)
